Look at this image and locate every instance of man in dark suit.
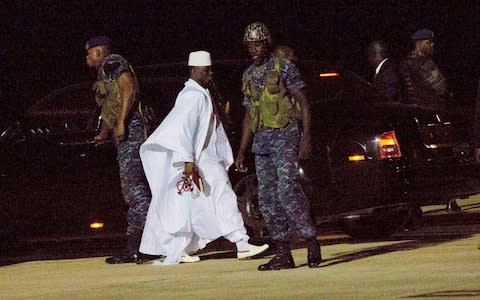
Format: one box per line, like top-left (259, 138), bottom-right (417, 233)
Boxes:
top-left (367, 40), bottom-right (401, 102)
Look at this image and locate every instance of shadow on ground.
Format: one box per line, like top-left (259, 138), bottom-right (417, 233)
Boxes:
top-left (2, 211), bottom-right (478, 268)
top-left (305, 233), bottom-right (473, 268)
top-left (197, 231), bottom-right (474, 270)
top-left (403, 289), bottom-right (480, 298)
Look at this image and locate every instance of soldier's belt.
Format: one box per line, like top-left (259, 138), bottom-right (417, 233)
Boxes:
top-left (259, 120), bottom-right (298, 130)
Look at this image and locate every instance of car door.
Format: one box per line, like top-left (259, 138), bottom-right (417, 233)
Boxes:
top-left (0, 83), bottom-right (123, 238)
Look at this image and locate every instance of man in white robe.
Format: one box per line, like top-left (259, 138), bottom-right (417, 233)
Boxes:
top-left (139, 51), bottom-right (268, 265)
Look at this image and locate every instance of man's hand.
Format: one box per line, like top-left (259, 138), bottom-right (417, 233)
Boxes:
top-left (299, 134), bottom-right (312, 160)
top-left (92, 121), bottom-right (110, 145)
top-left (93, 134), bottom-right (108, 145)
top-left (184, 162), bottom-right (196, 177)
top-left (235, 152), bottom-right (248, 173)
top-left (235, 111), bottom-right (253, 173)
top-left (114, 122), bottom-right (126, 143)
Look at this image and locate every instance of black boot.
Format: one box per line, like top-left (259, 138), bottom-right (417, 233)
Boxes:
top-left (105, 251), bottom-right (160, 264)
top-left (105, 231), bottom-right (143, 264)
top-left (258, 242), bottom-right (295, 271)
top-left (105, 252), bottom-right (139, 264)
top-left (306, 238), bottom-right (322, 268)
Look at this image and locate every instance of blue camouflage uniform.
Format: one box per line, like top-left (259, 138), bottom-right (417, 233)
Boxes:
top-left (96, 54), bottom-right (152, 253)
top-left (242, 55), bottom-right (316, 242)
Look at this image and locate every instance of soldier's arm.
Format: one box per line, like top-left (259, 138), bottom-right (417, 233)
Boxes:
top-left (294, 89), bottom-right (312, 160)
top-left (422, 59), bottom-right (448, 97)
top-left (235, 110), bottom-right (253, 172)
top-left (115, 71), bottom-right (135, 141)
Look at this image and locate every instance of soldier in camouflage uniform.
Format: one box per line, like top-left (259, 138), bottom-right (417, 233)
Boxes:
top-left (401, 29), bottom-right (459, 211)
top-left (85, 36), bottom-right (152, 264)
top-left (399, 28), bottom-right (449, 110)
top-left (235, 22), bottom-right (321, 271)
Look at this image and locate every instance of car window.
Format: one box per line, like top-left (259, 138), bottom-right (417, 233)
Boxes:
top-left (26, 83), bottom-right (98, 132)
top-left (300, 60), bottom-right (382, 106)
top-left (139, 76), bottom-right (184, 126)
top-left (30, 83), bottom-right (94, 113)
top-left (310, 72), bottom-right (344, 103)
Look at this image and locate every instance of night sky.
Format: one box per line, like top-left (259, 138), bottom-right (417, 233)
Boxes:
top-left (1, 1), bottom-right (479, 114)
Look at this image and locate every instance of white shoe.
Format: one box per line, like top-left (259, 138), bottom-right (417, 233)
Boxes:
top-left (237, 243), bottom-right (269, 259)
top-left (179, 254), bottom-right (200, 263)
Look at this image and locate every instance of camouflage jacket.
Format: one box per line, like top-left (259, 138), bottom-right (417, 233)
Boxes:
top-left (399, 54), bottom-right (448, 110)
top-left (93, 54), bottom-right (138, 128)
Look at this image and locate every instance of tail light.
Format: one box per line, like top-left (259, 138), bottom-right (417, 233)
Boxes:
top-left (378, 131), bottom-right (401, 159)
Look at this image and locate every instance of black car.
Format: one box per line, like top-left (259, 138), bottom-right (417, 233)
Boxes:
top-left (1, 60), bottom-right (479, 245)
top-left (0, 74), bottom-right (183, 243)
top-left (232, 61), bottom-right (480, 239)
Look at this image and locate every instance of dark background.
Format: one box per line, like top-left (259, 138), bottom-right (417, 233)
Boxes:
top-left (0, 0), bottom-right (479, 115)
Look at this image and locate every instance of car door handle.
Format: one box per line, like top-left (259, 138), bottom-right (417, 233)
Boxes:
top-left (58, 140), bottom-right (95, 146)
top-left (58, 140), bottom-right (114, 146)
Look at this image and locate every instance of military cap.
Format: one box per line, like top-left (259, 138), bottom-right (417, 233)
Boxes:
top-left (85, 35), bottom-right (111, 50)
top-left (411, 28), bottom-right (434, 40)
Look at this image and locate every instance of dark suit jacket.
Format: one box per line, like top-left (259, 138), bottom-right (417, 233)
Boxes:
top-left (373, 58), bottom-right (401, 102)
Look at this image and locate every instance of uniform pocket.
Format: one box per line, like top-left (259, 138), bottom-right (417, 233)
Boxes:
top-left (265, 70), bottom-right (280, 94)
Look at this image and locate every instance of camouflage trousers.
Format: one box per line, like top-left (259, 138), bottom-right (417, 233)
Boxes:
top-left (117, 111), bottom-right (152, 252)
top-left (253, 124), bottom-right (316, 242)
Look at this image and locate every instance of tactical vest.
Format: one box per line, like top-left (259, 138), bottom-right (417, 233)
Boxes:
top-left (93, 56), bottom-right (139, 129)
top-left (242, 58), bottom-right (299, 133)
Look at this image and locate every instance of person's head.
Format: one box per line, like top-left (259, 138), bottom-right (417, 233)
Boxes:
top-left (411, 28), bottom-right (435, 57)
top-left (243, 22), bottom-right (271, 66)
top-left (188, 50), bottom-right (213, 88)
top-left (273, 45), bottom-right (297, 63)
top-left (85, 35), bottom-right (112, 68)
top-left (367, 40), bottom-right (389, 68)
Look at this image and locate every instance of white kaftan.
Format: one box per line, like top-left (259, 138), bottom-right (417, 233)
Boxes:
top-left (139, 79), bottom-right (248, 264)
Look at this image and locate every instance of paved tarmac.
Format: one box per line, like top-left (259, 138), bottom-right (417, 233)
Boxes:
top-left (1, 198), bottom-right (479, 299)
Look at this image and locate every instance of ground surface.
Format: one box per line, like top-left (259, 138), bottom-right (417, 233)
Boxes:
top-left (1, 198), bottom-right (479, 299)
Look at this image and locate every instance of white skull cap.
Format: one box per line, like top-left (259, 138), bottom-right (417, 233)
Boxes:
top-left (188, 51), bottom-right (212, 66)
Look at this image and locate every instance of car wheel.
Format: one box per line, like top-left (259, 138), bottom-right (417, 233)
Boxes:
top-left (401, 207), bottom-right (424, 231)
top-left (337, 212), bottom-right (406, 240)
top-left (233, 174), bottom-right (269, 240)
